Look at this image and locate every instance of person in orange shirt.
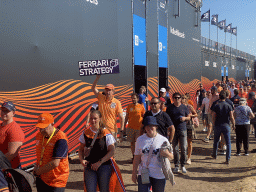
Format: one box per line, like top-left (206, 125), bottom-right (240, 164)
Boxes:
top-left (92, 75), bottom-right (124, 140)
top-left (34, 113), bottom-right (69, 192)
top-left (248, 85), bottom-right (256, 108)
top-left (239, 87), bottom-right (248, 98)
top-left (216, 82), bottom-right (223, 93)
top-left (124, 93), bottom-right (145, 159)
top-left (0, 101), bottom-right (25, 192)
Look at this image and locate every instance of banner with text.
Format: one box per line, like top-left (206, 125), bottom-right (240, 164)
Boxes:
top-left (79, 59), bottom-right (119, 76)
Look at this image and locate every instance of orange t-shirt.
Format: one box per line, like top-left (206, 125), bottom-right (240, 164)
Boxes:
top-left (126, 103), bottom-right (145, 130)
top-left (217, 86), bottom-right (223, 93)
top-left (239, 92), bottom-right (248, 98)
top-left (97, 92), bottom-right (123, 132)
top-left (247, 91), bottom-right (255, 107)
top-left (36, 129), bottom-right (69, 188)
top-left (0, 121), bottom-right (25, 168)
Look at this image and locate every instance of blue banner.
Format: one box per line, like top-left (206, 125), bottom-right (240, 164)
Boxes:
top-left (226, 67), bottom-right (228, 76)
top-left (221, 66), bottom-right (224, 76)
top-left (158, 25), bottom-right (167, 68)
top-left (248, 70), bottom-right (250, 77)
top-left (133, 14), bottom-right (146, 66)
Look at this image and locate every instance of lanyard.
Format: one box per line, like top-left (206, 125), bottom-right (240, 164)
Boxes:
top-left (39, 128), bottom-right (56, 166)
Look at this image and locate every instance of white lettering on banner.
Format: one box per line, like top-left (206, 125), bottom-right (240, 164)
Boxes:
top-left (249, 68), bottom-right (251, 71)
top-left (135, 35), bottom-right (139, 46)
top-left (170, 27), bottom-right (185, 38)
top-left (160, 2), bottom-right (165, 9)
top-left (205, 61), bottom-right (209, 66)
top-left (213, 62), bottom-right (217, 68)
top-left (86, 0), bottom-right (98, 5)
top-left (159, 42), bottom-right (162, 51)
top-left (78, 60), bottom-right (109, 68)
top-left (79, 67), bottom-right (114, 76)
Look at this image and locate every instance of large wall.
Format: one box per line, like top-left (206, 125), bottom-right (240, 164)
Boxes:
top-left (0, 0), bottom-right (133, 166)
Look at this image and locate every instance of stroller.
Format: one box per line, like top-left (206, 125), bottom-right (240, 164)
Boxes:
top-left (0, 151), bottom-right (35, 192)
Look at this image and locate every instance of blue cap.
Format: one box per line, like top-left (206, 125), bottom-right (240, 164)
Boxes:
top-left (144, 116), bottom-right (158, 126)
top-left (1, 101), bottom-right (16, 111)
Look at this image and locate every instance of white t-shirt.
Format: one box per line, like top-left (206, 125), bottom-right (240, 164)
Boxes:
top-left (79, 127), bottom-right (116, 148)
top-left (134, 133), bottom-right (172, 179)
top-left (202, 97), bottom-right (210, 114)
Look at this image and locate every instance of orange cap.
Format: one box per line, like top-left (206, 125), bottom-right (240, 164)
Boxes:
top-left (105, 84), bottom-right (114, 90)
top-left (36, 113), bottom-right (54, 129)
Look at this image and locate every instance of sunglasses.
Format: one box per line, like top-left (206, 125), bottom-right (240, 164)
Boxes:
top-left (150, 102), bottom-right (159, 105)
top-left (174, 97), bottom-right (181, 99)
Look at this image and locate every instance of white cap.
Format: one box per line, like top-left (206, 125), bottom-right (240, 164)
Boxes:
top-left (160, 88), bottom-right (166, 93)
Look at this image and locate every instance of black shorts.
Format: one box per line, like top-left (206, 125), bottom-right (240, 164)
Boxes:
top-left (187, 128), bottom-right (193, 140)
top-left (36, 177), bottom-right (65, 192)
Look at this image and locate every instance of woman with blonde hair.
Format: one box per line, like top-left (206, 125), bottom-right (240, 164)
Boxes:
top-left (181, 95), bottom-right (198, 165)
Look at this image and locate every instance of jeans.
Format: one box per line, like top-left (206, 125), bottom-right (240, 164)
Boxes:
top-left (213, 125), bottom-right (231, 161)
top-left (84, 164), bottom-right (112, 192)
top-left (137, 175), bottom-right (166, 192)
top-left (235, 124), bottom-right (250, 154)
top-left (172, 129), bottom-right (187, 167)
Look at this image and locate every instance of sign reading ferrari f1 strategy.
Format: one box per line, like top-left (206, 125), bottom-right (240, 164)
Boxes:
top-left (78, 59), bottom-right (119, 76)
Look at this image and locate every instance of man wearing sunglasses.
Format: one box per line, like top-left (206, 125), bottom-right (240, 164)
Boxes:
top-left (141, 97), bottom-right (175, 142)
top-left (166, 93), bottom-right (191, 174)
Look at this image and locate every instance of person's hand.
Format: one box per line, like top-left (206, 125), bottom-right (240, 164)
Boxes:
top-left (91, 161), bottom-right (102, 171)
top-left (145, 97), bottom-right (149, 102)
top-left (160, 148), bottom-right (170, 158)
top-left (180, 117), bottom-right (186, 122)
top-left (132, 172), bottom-right (138, 183)
top-left (81, 160), bottom-right (89, 167)
top-left (232, 124), bottom-right (236, 130)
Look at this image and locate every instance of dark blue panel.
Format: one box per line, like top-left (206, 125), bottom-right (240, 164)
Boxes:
top-left (133, 14), bottom-right (146, 66)
top-left (158, 25), bottom-right (167, 68)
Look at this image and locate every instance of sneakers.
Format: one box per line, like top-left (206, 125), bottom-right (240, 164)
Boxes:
top-left (223, 160), bottom-right (229, 164)
top-left (186, 159), bottom-right (191, 165)
top-left (235, 153), bottom-right (241, 156)
top-left (209, 135), bottom-right (214, 140)
top-left (244, 153), bottom-right (249, 156)
top-left (203, 127), bottom-right (207, 132)
top-left (181, 166), bottom-right (187, 173)
top-left (219, 150), bottom-right (226, 155)
top-left (173, 167), bottom-right (180, 173)
top-left (203, 137), bottom-right (210, 143)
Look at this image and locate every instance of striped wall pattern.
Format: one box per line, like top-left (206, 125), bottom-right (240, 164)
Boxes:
top-left (0, 79), bottom-right (133, 167)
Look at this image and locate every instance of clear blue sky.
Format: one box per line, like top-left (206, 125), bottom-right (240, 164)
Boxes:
top-left (201, 0), bottom-right (256, 57)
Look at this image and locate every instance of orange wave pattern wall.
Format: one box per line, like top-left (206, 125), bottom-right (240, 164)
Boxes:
top-left (0, 79), bottom-right (133, 167)
top-left (148, 76), bottom-right (201, 109)
top-left (201, 76), bottom-right (236, 91)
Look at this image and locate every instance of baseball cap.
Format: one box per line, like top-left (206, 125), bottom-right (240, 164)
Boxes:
top-left (105, 84), bottom-right (114, 90)
top-left (160, 88), bottom-right (166, 93)
top-left (1, 101), bottom-right (16, 111)
top-left (239, 98), bottom-right (247, 105)
top-left (35, 113), bottom-right (54, 129)
top-left (144, 116), bottom-right (159, 126)
top-left (248, 92), bottom-right (255, 99)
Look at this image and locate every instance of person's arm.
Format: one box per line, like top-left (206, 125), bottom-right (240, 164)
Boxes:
top-left (168, 125), bottom-right (175, 143)
top-left (118, 112), bottom-right (125, 133)
top-left (91, 144), bottom-right (115, 171)
top-left (190, 105), bottom-right (198, 117)
top-left (160, 147), bottom-right (173, 160)
top-left (85, 111), bottom-right (91, 128)
top-left (124, 111), bottom-right (129, 130)
top-left (34, 159), bottom-right (61, 176)
top-left (78, 142), bottom-right (89, 167)
top-left (91, 75), bottom-right (101, 98)
top-left (249, 111), bottom-right (255, 119)
top-left (5, 142), bottom-right (23, 162)
top-left (132, 155), bottom-right (141, 184)
top-left (229, 111), bottom-right (235, 130)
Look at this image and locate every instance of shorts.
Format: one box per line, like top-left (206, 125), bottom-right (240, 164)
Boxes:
top-left (126, 128), bottom-right (140, 143)
top-left (36, 177), bottom-right (65, 192)
top-left (187, 128), bottom-right (193, 140)
top-left (0, 170), bottom-right (8, 191)
top-left (208, 114), bottom-right (213, 124)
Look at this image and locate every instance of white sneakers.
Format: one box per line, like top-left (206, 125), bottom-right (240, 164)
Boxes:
top-left (173, 166), bottom-right (187, 173)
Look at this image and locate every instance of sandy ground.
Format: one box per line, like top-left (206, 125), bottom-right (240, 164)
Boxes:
top-left (32, 124), bottom-right (256, 192)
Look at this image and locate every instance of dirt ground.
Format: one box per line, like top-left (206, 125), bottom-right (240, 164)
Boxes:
top-left (33, 124), bottom-right (256, 192)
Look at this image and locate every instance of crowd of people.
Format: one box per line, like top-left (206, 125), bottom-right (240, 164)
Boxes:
top-left (1, 76), bottom-right (256, 192)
